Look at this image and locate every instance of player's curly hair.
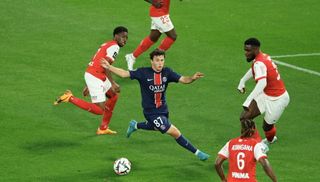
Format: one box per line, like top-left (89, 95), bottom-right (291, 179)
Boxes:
top-left (240, 119), bottom-right (256, 138)
top-left (244, 38), bottom-right (260, 47)
top-left (149, 49), bottom-right (166, 60)
top-left (113, 26), bottom-right (128, 36)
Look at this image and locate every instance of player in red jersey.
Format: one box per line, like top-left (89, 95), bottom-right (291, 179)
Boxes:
top-left (125, 0), bottom-right (179, 70)
top-left (215, 119), bottom-right (277, 182)
top-left (237, 38), bottom-right (290, 148)
top-left (54, 26), bottom-right (128, 135)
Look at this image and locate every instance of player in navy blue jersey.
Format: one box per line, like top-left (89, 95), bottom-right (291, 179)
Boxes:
top-left (101, 49), bottom-right (210, 161)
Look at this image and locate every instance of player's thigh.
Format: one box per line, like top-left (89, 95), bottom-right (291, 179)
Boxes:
top-left (240, 99), bottom-right (262, 120)
top-left (264, 92), bottom-right (290, 124)
top-left (253, 93), bottom-right (267, 115)
top-left (149, 29), bottom-right (162, 42)
top-left (84, 72), bottom-right (111, 103)
top-left (146, 114), bottom-right (171, 134)
top-left (151, 15), bottom-right (174, 33)
top-left (164, 28), bottom-right (177, 40)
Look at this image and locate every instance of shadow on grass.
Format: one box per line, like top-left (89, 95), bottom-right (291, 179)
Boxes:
top-left (21, 139), bottom-right (81, 154)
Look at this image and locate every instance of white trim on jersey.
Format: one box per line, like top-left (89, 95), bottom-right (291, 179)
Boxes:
top-left (253, 61), bottom-right (267, 80)
top-left (254, 142), bottom-right (267, 160)
top-left (218, 141), bottom-right (230, 158)
top-left (106, 44), bottom-right (120, 62)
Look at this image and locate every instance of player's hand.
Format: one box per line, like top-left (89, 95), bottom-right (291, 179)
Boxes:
top-left (82, 85), bottom-right (89, 97)
top-left (111, 82), bottom-right (120, 93)
top-left (192, 72), bottom-right (204, 80)
top-left (101, 58), bottom-right (111, 69)
top-left (237, 87), bottom-right (246, 94)
top-left (237, 81), bottom-right (246, 94)
top-left (152, 0), bottom-right (163, 8)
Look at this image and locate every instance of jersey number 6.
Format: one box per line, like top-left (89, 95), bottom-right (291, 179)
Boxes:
top-left (237, 152), bottom-right (245, 170)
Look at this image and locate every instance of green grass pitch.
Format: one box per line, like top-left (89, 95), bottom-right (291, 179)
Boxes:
top-left (1, 0), bottom-right (320, 181)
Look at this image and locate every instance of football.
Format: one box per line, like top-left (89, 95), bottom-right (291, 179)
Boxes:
top-left (113, 157), bottom-right (131, 175)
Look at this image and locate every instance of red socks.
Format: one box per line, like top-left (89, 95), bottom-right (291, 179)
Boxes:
top-left (69, 96), bottom-right (103, 115)
top-left (133, 36), bottom-right (155, 58)
top-left (265, 126), bottom-right (276, 142)
top-left (132, 36), bottom-right (175, 58)
top-left (158, 36), bottom-right (175, 51)
top-left (99, 91), bottom-right (119, 130)
top-left (68, 91), bottom-right (119, 130)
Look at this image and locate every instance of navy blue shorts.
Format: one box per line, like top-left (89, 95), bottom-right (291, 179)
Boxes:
top-left (144, 114), bottom-right (172, 134)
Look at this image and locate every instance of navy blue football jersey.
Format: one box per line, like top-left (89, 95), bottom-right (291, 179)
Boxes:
top-left (130, 67), bottom-right (181, 115)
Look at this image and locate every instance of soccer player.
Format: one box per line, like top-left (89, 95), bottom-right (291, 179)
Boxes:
top-left (54, 26), bottom-right (128, 135)
top-left (215, 119), bottom-right (277, 182)
top-left (125, 0), bottom-right (178, 70)
top-left (237, 38), bottom-right (290, 146)
top-left (101, 49), bottom-right (210, 161)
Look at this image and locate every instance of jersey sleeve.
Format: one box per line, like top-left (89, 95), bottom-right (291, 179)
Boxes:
top-left (253, 61), bottom-right (267, 81)
top-left (218, 141), bottom-right (230, 159)
top-left (130, 68), bottom-right (142, 81)
top-left (105, 44), bottom-right (120, 62)
top-left (254, 143), bottom-right (267, 160)
top-left (167, 68), bottom-right (181, 83)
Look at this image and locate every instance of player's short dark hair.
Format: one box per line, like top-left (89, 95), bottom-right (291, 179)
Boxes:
top-left (244, 38), bottom-right (261, 47)
top-left (240, 119), bottom-right (256, 138)
top-left (149, 49), bottom-right (166, 60)
top-left (113, 26), bottom-right (128, 36)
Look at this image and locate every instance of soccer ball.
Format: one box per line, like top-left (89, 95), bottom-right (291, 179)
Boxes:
top-left (113, 157), bottom-right (131, 175)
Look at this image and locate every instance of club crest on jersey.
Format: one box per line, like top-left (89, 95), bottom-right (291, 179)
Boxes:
top-left (149, 85), bottom-right (165, 93)
top-left (160, 125), bottom-right (166, 130)
top-left (162, 77), bottom-right (167, 82)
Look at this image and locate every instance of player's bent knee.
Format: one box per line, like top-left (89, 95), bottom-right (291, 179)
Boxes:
top-left (240, 111), bottom-right (251, 121)
top-left (263, 121), bottom-right (274, 131)
top-left (95, 102), bottom-right (105, 110)
top-left (167, 125), bottom-right (181, 138)
top-left (170, 34), bottom-right (177, 41)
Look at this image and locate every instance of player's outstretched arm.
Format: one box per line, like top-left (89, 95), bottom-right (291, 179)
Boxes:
top-left (179, 72), bottom-right (204, 84)
top-left (101, 59), bottom-right (130, 78)
top-left (242, 77), bottom-right (266, 107)
top-left (215, 156), bottom-right (227, 182)
top-left (259, 158), bottom-right (277, 182)
top-left (238, 68), bottom-right (253, 94)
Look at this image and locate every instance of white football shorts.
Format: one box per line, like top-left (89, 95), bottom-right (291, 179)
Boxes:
top-left (254, 91), bottom-right (290, 124)
top-left (151, 15), bottom-right (174, 33)
top-left (84, 72), bottom-right (111, 103)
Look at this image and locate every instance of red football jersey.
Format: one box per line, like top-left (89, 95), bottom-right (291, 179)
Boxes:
top-left (86, 40), bottom-right (119, 81)
top-left (149, 0), bottom-right (170, 17)
top-left (252, 52), bottom-right (286, 96)
top-left (218, 137), bottom-right (267, 182)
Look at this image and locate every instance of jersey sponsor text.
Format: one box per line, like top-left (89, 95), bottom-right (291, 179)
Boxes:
top-left (232, 172), bottom-right (250, 179)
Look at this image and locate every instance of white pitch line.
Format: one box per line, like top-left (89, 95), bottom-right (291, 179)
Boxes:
top-left (270, 53), bottom-right (320, 77)
top-left (273, 59), bottom-right (320, 77)
top-left (271, 53), bottom-right (320, 58)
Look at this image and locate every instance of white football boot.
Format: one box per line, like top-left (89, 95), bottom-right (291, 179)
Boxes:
top-left (261, 136), bottom-right (278, 154)
top-left (262, 136), bottom-right (278, 145)
top-left (125, 53), bottom-right (136, 71)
